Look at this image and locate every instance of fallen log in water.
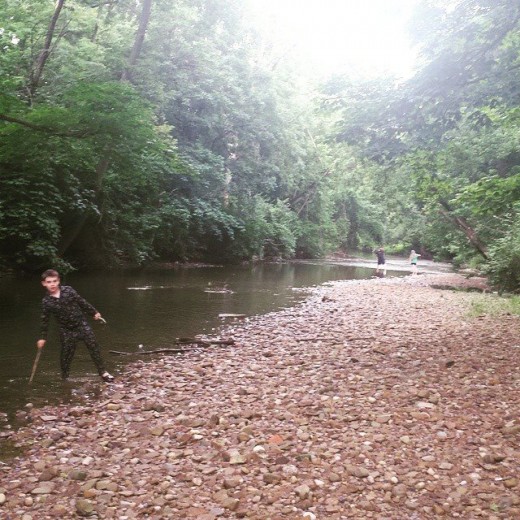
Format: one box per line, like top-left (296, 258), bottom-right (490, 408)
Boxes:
top-left (110, 348), bottom-right (191, 356)
top-left (109, 338), bottom-right (235, 356)
top-left (175, 338), bottom-right (235, 346)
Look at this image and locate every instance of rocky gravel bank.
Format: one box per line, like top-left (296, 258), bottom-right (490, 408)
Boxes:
top-left (1, 273), bottom-right (519, 519)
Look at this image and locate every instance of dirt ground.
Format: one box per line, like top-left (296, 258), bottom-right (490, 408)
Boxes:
top-left (1, 272), bottom-right (519, 519)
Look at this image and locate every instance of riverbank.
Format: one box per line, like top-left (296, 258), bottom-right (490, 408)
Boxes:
top-left (1, 273), bottom-right (519, 519)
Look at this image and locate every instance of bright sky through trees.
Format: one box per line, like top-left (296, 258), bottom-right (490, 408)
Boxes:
top-left (248, 0), bottom-right (419, 78)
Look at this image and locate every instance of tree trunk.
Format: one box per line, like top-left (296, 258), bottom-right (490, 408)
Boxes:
top-left (120, 0), bottom-right (152, 81)
top-left (57, 145), bottom-right (111, 255)
top-left (59, 0), bottom-right (153, 256)
top-left (438, 204), bottom-right (489, 259)
top-left (29, 0), bottom-right (65, 99)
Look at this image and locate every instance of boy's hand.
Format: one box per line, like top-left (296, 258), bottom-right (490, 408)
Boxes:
top-left (37, 339), bottom-right (46, 349)
top-left (94, 313), bottom-right (107, 324)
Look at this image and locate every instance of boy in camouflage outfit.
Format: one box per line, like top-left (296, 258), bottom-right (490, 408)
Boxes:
top-left (36, 269), bottom-right (114, 382)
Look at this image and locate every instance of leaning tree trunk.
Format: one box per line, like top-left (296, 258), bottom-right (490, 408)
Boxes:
top-left (120, 0), bottom-right (152, 82)
top-left (438, 204), bottom-right (489, 260)
top-left (29, 0), bottom-right (66, 100)
top-left (58, 0), bottom-right (153, 256)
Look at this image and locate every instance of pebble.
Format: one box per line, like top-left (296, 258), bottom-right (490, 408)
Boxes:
top-left (295, 484), bottom-right (311, 499)
top-left (393, 484), bottom-right (408, 497)
top-left (76, 498), bottom-right (95, 516)
top-left (31, 483), bottom-right (55, 494)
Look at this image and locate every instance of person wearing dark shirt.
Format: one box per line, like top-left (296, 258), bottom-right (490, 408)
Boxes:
top-left (374, 247), bottom-right (386, 275)
top-left (36, 269), bottom-right (114, 382)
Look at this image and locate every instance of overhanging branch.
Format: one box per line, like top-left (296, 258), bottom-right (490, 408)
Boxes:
top-left (0, 113), bottom-right (93, 138)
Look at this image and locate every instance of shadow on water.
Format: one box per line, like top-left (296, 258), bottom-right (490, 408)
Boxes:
top-left (0, 261), bottom-right (411, 427)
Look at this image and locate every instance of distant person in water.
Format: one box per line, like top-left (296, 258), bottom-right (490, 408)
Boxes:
top-left (36, 269), bottom-right (114, 382)
top-left (374, 247), bottom-right (386, 276)
top-left (409, 250), bottom-right (421, 275)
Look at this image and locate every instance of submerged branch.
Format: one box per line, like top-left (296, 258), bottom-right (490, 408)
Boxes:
top-left (109, 338), bottom-right (235, 356)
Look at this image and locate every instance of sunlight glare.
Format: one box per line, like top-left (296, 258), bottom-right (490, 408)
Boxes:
top-left (248, 0), bottom-right (419, 79)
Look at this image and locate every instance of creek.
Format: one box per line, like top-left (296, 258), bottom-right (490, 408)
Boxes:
top-left (1, 256), bottom-right (445, 420)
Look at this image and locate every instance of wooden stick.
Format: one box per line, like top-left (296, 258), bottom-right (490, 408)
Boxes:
top-left (29, 349), bottom-right (42, 384)
top-left (109, 338), bottom-right (235, 356)
top-left (110, 348), bottom-right (187, 356)
top-left (175, 338), bottom-right (234, 346)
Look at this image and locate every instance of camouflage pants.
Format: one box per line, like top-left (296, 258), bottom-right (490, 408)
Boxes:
top-left (59, 323), bottom-right (105, 379)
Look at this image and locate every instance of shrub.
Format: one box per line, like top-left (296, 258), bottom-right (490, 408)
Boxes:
top-left (485, 205), bottom-right (520, 293)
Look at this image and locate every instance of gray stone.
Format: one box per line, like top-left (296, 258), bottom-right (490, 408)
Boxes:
top-left (69, 469), bottom-right (88, 481)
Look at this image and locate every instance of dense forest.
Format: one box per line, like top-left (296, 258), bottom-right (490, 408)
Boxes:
top-left (1, 0), bottom-right (519, 291)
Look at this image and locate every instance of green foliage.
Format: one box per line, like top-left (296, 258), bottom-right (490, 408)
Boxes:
top-left (455, 174), bottom-right (520, 217)
top-left (0, 78), bottom-right (184, 270)
top-left (229, 196), bottom-right (300, 261)
top-left (297, 220), bottom-right (342, 259)
top-left (0, 122), bottom-right (93, 270)
top-left (0, 168), bottom-right (69, 270)
top-left (186, 199), bottom-right (242, 261)
top-left (484, 205), bottom-right (520, 292)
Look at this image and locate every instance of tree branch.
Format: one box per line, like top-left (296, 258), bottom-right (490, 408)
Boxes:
top-left (0, 113), bottom-right (93, 138)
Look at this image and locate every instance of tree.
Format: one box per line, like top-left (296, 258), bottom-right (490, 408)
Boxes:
top-left (320, 0), bottom-right (520, 289)
top-left (0, 1), bottom-right (185, 270)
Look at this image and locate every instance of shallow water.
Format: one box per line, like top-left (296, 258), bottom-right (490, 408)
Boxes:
top-left (0, 260), bottom-right (418, 420)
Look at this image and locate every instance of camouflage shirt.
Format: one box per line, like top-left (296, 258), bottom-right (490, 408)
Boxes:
top-left (40, 285), bottom-right (98, 339)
